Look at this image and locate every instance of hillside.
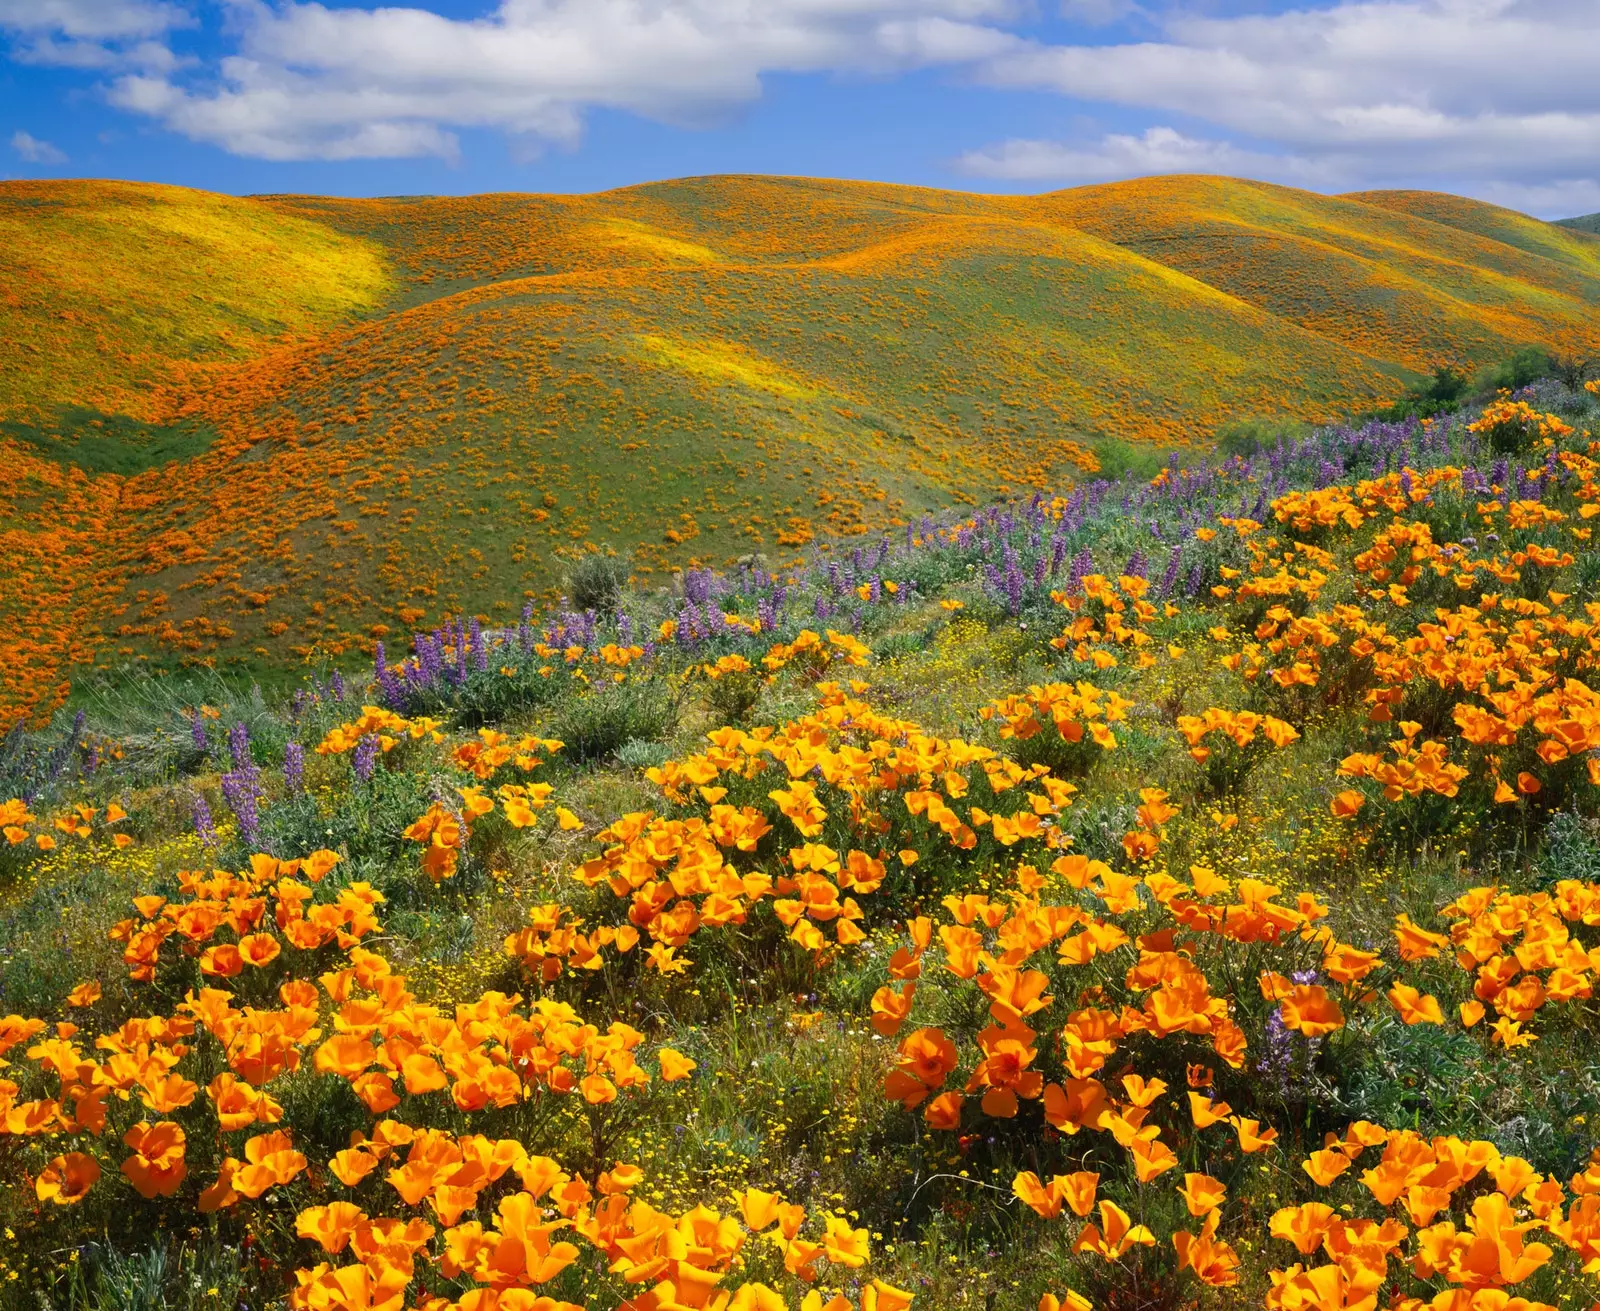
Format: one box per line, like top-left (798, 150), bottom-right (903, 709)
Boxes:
top-left (5, 376), bottom-right (1600, 1310)
top-left (3, 173), bottom-right (1600, 726)
top-left (1559, 212), bottom-right (1600, 235)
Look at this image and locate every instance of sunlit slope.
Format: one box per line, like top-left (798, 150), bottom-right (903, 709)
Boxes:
top-left (6, 172), bottom-right (1600, 723)
top-left (121, 202), bottom-right (1407, 675)
top-left (1025, 176), bottom-right (1600, 371)
top-left (1349, 189), bottom-right (1600, 280)
top-left (0, 180), bottom-right (392, 422)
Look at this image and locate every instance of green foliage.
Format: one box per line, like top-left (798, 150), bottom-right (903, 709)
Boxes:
top-left (1214, 417), bottom-right (1312, 459)
top-left (565, 550), bottom-right (632, 614)
top-left (1088, 437), bottom-right (1166, 483)
top-left (0, 407), bottom-right (220, 475)
top-left (1366, 364), bottom-right (1473, 423)
top-left (1474, 345), bottom-right (1557, 393)
top-left (551, 676), bottom-right (675, 762)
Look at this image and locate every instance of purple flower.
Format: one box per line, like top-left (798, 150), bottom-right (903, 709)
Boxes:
top-left (192, 794), bottom-right (217, 848)
top-left (1158, 545), bottom-right (1183, 598)
top-left (1065, 548), bottom-right (1093, 595)
top-left (352, 734), bottom-right (378, 784)
top-left (284, 742), bottom-right (304, 795)
top-left (228, 721), bottom-right (251, 772)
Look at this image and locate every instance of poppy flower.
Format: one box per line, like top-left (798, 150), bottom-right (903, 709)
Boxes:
top-left (1177, 1172), bottom-right (1226, 1216)
top-left (36, 1152), bottom-right (99, 1205)
top-left (1329, 789), bottom-right (1365, 818)
top-left (1387, 982), bottom-right (1444, 1025)
top-left (657, 1048), bottom-right (696, 1080)
top-left (120, 1120), bottom-right (186, 1198)
top-left (922, 1091), bottom-right (964, 1130)
top-left (1280, 985), bottom-right (1345, 1037)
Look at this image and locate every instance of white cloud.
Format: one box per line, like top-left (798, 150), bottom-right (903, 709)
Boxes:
top-left (0, 0), bottom-right (188, 68)
top-left (973, 0), bottom-right (1600, 215)
top-left (957, 125), bottom-right (1324, 185)
top-left (5, 0), bottom-right (1599, 216)
top-left (107, 0), bottom-right (1024, 161)
top-left (11, 129), bottom-right (68, 163)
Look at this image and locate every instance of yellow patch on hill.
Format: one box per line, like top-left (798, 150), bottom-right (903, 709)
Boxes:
top-left (591, 219), bottom-right (724, 266)
top-left (638, 333), bottom-right (821, 401)
top-left (0, 180), bottom-right (391, 422)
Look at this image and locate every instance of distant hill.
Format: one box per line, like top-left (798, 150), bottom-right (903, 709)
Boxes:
top-left (1558, 213), bottom-right (1600, 235)
top-left (3, 172), bottom-right (1600, 724)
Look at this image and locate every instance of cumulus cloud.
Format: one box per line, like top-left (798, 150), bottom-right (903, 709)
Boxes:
top-left (0, 0), bottom-right (187, 68)
top-left (957, 125), bottom-right (1325, 186)
top-left (11, 129), bottom-right (68, 163)
top-left (107, 0), bottom-right (1025, 161)
top-left (4, 0), bottom-right (1599, 214)
top-left (972, 0), bottom-right (1600, 214)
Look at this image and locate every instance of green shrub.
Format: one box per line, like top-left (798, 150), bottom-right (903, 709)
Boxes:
top-left (551, 677), bottom-right (674, 762)
top-left (564, 550), bottom-right (631, 614)
top-left (1474, 345), bottom-right (1554, 393)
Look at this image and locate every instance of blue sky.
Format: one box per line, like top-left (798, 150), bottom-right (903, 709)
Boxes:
top-left (2, 1), bottom-right (1597, 217)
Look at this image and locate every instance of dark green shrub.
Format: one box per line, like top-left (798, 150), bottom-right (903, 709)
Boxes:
top-left (564, 550), bottom-right (631, 614)
top-left (551, 677), bottom-right (674, 761)
top-left (1475, 346), bottom-right (1554, 393)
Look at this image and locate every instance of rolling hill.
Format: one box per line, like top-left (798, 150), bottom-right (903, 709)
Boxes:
top-left (2, 172), bottom-right (1599, 726)
top-left (1559, 212), bottom-right (1600, 235)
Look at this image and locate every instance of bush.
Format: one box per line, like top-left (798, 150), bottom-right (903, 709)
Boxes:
top-left (1088, 437), bottom-right (1166, 482)
top-left (551, 677), bottom-right (674, 762)
top-left (1475, 345), bottom-right (1554, 393)
top-left (1214, 417), bottom-right (1310, 459)
top-left (564, 550), bottom-right (631, 614)
top-left (1368, 364), bottom-right (1471, 423)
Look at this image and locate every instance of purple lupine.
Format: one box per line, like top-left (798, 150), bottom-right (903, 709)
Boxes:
top-left (1123, 549), bottom-right (1148, 580)
top-left (220, 768), bottom-right (261, 848)
top-left (284, 742), bottom-right (304, 795)
top-left (191, 713), bottom-right (208, 754)
top-left (1186, 563), bottom-right (1206, 597)
top-left (228, 721), bottom-right (251, 772)
top-left (1065, 548), bottom-right (1093, 595)
top-left (192, 795), bottom-right (218, 847)
top-left (352, 734), bottom-right (379, 784)
top-left (329, 671), bottom-right (346, 701)
top-left (1158, 545), bottom-right (1183, 598)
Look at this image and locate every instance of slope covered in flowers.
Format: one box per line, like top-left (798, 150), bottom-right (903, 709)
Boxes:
top-left (4, 175), bottom-right (1600, 732)
top-left (6, 377), bottom-right (1600, 1311)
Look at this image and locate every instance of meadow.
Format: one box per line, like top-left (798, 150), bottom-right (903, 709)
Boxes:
top-left (3, 176), bottom-right (1600, 731)
top-left (4, 365), bottom-right (1600, 1311)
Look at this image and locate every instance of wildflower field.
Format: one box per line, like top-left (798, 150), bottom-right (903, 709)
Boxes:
top-left (6, 363), bottom-right (1600, 1311)
top-left (4, 175), bottom-right (1600, 729)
